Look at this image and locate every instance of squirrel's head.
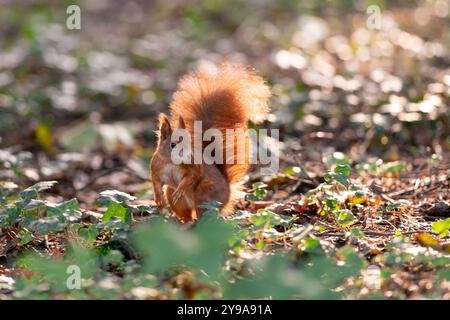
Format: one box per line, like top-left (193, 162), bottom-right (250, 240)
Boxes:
top-left (156, 113), bottom-right (186, 159)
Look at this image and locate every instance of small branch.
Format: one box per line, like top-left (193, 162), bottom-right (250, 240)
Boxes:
top-left (387, 179), bottom-right (441, 198)
top-left (315, 229), bottom-right (438, 237)
top-left (381, 193), bottom-right (396, 203)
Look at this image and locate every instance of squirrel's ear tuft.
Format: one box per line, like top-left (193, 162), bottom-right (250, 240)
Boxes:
top-left (158, 113), bottom-right (171, 139)
top-left (178, 115), bottom-right (186, 129)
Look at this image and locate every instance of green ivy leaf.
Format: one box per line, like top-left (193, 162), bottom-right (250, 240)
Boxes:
top-left (20, 181), bottom-right (58, 201)
top-left (0, 204), bottom-right (19, 227)
top-left (132, 217), bottom-right (200, 274)
top-left (251, 209), bottom-right (292, 229)
top-left (383, 161), bottom-right (406, 174)
top-left (97, 216), bottom-right (128, 232)
top-left (436, 269), bottom-right (450, 281)
top-left (255, 239), bottom-right (266, 250)
top-left (224, 254), bottom-right (336, 299)
top-left (102, 202), bottom-right (132, 224)
top-left (22, 199), bottom-right (47, 212)
top-left (97, 190), bottom-right (136, 207)
top-left (27, 216), bottom-right (67, 235)
top-left (386, 203), bottom-right (401, 211)
top-left (324, 172), bottom-right (350, 189)
top-left (432, 218), bottom-right (450, 237)
top-left (335, 164), bottom-right (351, 177)
top-left (334, 209), bottom-right (356, 227)
top-left (304, 237), bottom-right (320, 251)
top-left (334, 174), bottom-right (350, 189)
top-left (128, 204), bottom-right (159, 215)
top-left (325, 197), bottom-right (339, 211)
top-left (18, 229), bottom-right (34, 245)
top-left (47, 198), bottom-right (82, 222)
top-left (79, 224), bottom-right (99, 244)
top-left (247, 182), bottom-right (268, 201)
top-left (336, 246), bottom-right (366, 279)
top-left (350, 228), bottom-right (365, 238)
top-left (0, 215), bottom-right (9, 228)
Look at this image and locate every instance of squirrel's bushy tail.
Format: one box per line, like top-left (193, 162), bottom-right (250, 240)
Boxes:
top-left (169, 63), bottom-right (271, 186)
top-left (170, 63), bottom-right (270, 128)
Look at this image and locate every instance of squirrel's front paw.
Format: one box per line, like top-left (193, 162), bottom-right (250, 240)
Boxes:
top-left (172, 188), bottom-right (184, 204)
top-left (154, 196), bottom-right (164, 208)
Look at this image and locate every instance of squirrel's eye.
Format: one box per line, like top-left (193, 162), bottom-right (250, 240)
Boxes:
top-left (170, 142), bottom-right (177, 149)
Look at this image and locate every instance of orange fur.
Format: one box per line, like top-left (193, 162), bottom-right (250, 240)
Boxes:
top-left (150, 63), bottom-right (271, 222)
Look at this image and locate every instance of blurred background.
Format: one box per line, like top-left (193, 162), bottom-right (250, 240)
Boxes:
top-left (0, 0), bottom-right (448, 207)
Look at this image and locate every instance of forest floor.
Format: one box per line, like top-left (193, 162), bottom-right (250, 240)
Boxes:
top-left (0, 1), bottom-right (449, 299)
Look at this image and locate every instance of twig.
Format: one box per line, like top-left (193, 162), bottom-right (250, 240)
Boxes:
top-left (381, 193), bottom-right (396, 203)
top-left (387, 178), bottom-right (441, 198)
top-left (315, 229), bottom-right (438, 237)
top-left (44, 235), bottom-right (50, 250)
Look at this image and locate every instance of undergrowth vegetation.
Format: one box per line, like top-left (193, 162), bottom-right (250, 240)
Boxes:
top-left (0, 0), bottom-right (449, 300)
top-left (1, 160), bottom-right (448, 299)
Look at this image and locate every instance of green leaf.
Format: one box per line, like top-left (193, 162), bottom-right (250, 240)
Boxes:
top-left (97, 217), bottom-right (128, 232)
top-left (18, 229), bottom-right (34, 245)
top-left (101, 250), bottom-right (124, 266)
top-left (249, 182), bottom-right (268, 201)
top-left (57, 198), bottom-right (79, 211)
top-left (132, 215), bottom-right (234, 277)
top-left (132, 217), bottom-right (200, 274)
top-left (22, 198), bottom-right (82, 222)
top-left (255, 239), bottom-right (266, 250)
top-left (250, 209), bottom-right (292, 229)
top-left (334, 209), bottom-right (356, 227)
top-left (334, 174), bottom-right (350, 189)
top-left (350, 228), bottom-right (365, 238)
top-left (383, 161), bottom-right (406, 174)
top-left (65, 244), bottom-right (98, 278)
top-left (335, 164), bottom-right (350, 177)
top-left (224, 254), bottom-right (336, 299)
top-left (102, 202), bottom-right (132, 224)
top-left (97, 190), bottom-right (136, 207)
top-left (430, 257), bottom-right (450, 267)
top-left (47, 198), bottom-right (82, 222)
top-left (304, 237), bottom-right (320, 251)
top-left (0, 215), bottom-right (9, 228)
top-left (436, 269), bottom-right (450, 281)
top-left (336, 246), bottom-right (366, 279)
top-left (27, 216), bottom-right (67, 235)
top-left (284, 166), bottom-right (302, 176)
top-left (325, 197), bottom-right (339, 211)
top-left (432, 218), bottom-right (450, 237)
top-left (128, 204), bottom-right (159, 215)
top-left (192, 213), bottom-right (235, 275)
top-left (79, 224), bottom-right (99, 244)
top-left (7, 207), bottom-right (20, 225)
top-left (23, 199), bottom-right (47, 212)
top-left (386, 203), bottom-right (400, 211)
top-left (0, 204), bottom-right (19, 227)
top-left (19, 254), bottom-right (69, 292)
top-left (36, 122), bottom-right (53, 151)
top-left (20, 181), bottom-right (58, 200)
top-left (324, 172), bottom-right (350, 189)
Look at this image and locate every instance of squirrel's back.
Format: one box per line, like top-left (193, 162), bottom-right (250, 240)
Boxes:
top-left (169, 63), bottom-right (271, 187)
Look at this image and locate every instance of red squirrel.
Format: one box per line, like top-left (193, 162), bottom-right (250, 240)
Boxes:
top-left (150, 63), bottom-right (271, 222)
